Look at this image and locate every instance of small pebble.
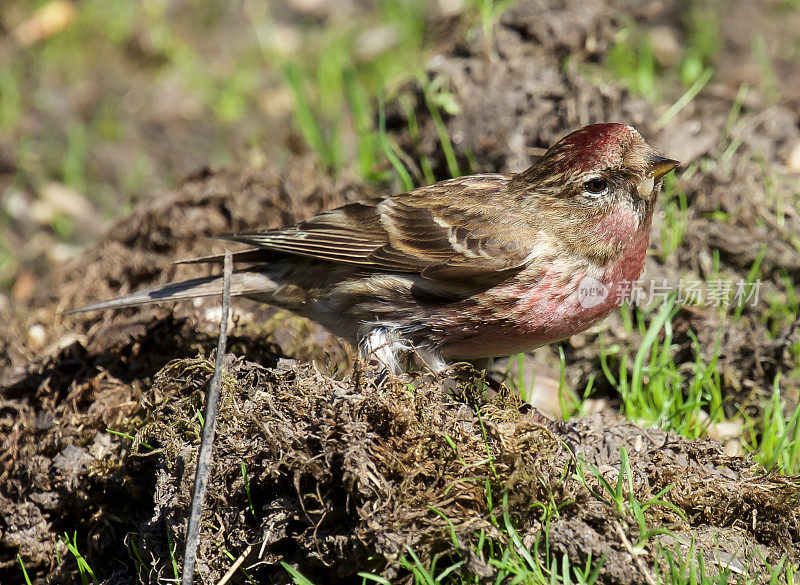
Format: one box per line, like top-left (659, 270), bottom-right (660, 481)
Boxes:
top-left (707, 420), bottom-right (744, 442)
top-left (787, 140), bottom-right (800, 173)
top-left (437, 0), bottom-right (465, 17)
top-left (648, 26), bottom-right (682, 67)
top-left (724, 439), bottom-right (742, 456)
top-left (27, 323), bottom-right (47, 352)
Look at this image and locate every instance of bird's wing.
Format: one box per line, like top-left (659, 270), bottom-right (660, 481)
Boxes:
top-left (223, 175), bottom-right (540, 283)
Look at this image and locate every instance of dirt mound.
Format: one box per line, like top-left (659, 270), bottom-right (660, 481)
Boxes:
top-left (7, 354), bottom-right (799, 584)
top-left (131, 357), bottom-right (797, 584)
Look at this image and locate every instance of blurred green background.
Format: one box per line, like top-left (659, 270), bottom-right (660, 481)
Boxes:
top-left (0, 0), bottom-right (455, 296)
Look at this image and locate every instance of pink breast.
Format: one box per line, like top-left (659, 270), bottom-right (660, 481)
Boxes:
top-left (440, 228), bottom-right (650, 360)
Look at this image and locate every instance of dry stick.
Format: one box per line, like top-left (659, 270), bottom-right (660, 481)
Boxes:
top-left (181, 250), bottom-right (233, 585)
top-left (216, 543), bottom-right (253, 585)
top-left (613, 520), bottom-right (657, 585)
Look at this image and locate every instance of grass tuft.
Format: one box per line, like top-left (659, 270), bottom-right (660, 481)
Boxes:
top-left (59, 532), bottom-right (98, 585)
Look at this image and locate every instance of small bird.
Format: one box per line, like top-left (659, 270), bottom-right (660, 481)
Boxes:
top-left (72, 123), bottom-right (679, 372)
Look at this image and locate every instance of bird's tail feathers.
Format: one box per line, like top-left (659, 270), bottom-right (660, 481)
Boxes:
top-left (64, 271), bottom-right (276, 314)
top-left (171, 248), bottom-right (271, 266)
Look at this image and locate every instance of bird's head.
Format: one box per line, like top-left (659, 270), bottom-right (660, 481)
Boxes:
top-left (512, 123), bottom-right (680, 264)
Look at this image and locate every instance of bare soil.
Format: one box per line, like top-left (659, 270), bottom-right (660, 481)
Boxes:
top-left (2, 0), bottom-right (800, 583)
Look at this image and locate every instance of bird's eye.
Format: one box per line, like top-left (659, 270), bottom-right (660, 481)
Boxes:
top-left (584, 177), bottom-right (608, 195)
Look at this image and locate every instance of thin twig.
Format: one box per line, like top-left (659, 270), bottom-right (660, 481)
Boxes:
top-left (613, 519), bottom-right (657, 585)
top-left (182, 250), bottom-right (233, 585)
top-left (216, 543), bottom-right (253, 585)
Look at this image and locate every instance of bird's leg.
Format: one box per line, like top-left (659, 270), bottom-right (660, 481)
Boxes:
top-left (360, 328), bottom-right (410, 375)
top-left (464, 357), bottom-right (510, 395)
top-left (466, 357), bottom-right (495, 376)
top-left (360, 328), bottom-right (450, 377)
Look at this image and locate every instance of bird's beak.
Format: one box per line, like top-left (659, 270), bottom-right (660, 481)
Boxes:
top-left (649, 155), bottom-right (681, 182)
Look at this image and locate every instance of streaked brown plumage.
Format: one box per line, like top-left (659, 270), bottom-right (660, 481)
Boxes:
top-left (71, 123), bottom-right (679, 371)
